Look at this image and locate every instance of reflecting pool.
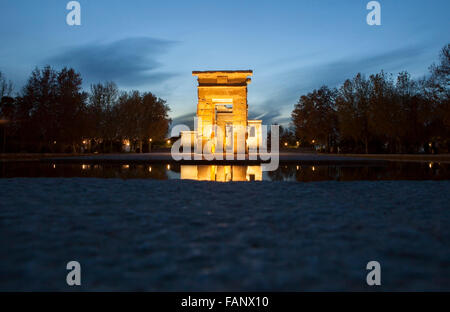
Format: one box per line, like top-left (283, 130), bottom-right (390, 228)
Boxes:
top-left (0, 161), bottom-right (448, 181)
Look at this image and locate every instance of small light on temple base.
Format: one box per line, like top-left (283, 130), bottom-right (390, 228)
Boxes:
top-left (167, 140), bottom-right (171, 145)
top-left (428, 142), bottom-right (432, 147)
top-left (167, 164), bottom-right (171, 170)
top-left (429, 162), bottom-right (433, 169)
top-left (52, 164), bottom-right (56, 169)
top-left (312, 140), bottom-right (315, 144)
top-left (148, 166), bottom-right (152, 172)
top-left (296, 165), bottom-right (299, 170)
top-left (149, 138), bottom-right (152, 142)
top-left (284, 142), bottom-right (288, 147)
top-left (312, 166), bottom-right (316, 171)
top-left (82, 140), bottom-right (87, 145)
top-left (296, 141), bottom-right (299, 146)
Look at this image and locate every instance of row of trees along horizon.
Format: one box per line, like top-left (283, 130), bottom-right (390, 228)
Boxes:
top-left (0, 43), bottom-right (449, 154)
top-left (287, 44), bottom-right (449, 154)
top-left (0, 67), bottom-right (171, 153)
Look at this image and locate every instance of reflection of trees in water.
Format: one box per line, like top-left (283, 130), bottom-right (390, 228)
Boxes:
top-left (267, 163), bottom-right (450, 182)
top-left (296, 166), bottom-right (340, 182)
top-left (0, 162), bottom-right (170, 179)
top-left (84, 164), bottom-right (169, 179)
top-left (1, 162), bottom-right (448, 180)
top-left (268, 165), bottom-right (297, 181)
top-left (268, 165), bottom-right (338, 182)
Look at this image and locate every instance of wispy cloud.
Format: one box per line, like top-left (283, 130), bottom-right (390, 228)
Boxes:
top-left (249, 44), bottom-right (430, 127)
top-left (47, 37), bottom-right (177, 87)
top-left (171, 112), bottom-right (196, 131)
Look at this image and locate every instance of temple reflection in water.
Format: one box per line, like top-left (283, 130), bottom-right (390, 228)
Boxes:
top-left (181, 165), bottom-right (262, 182)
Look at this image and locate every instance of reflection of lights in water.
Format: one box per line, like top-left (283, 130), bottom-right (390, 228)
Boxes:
top-left (312, 166), bottom-right (316, 171)
top-left (148, 166), bottom-right (152, 172)
top-left (429, 162), bottom-right (433, 169)
top-left (181, 165), bottom-right (262, 182)
top-left (122, 164), bottom-right (129, 169)
top-left (167, 164), bottom-right (171, 170)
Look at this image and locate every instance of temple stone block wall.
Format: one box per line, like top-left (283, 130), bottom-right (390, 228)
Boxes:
top-left (192, 70), bottom-right (260, 153)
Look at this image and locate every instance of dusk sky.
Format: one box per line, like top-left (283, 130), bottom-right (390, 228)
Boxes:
top-left (1, 0), bottom-right (449, 126)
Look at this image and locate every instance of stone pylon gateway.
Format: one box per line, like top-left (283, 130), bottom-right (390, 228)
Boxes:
top-left (181, 70), bottom-right (262, 154)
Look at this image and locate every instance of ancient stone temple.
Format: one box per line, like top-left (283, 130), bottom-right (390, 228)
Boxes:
top-left (183, 70), bottom-right (262, 154)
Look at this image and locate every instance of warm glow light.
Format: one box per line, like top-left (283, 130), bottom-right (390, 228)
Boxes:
top-left (53, 141), bottom-right (57, 144)
top-left (82, 164), bottom-right (89, 170)
top-left (82, 140), bottom-right (87, 145)
top-left (312, 140), bottom-right (315, 144)
top-left (148, 166), bottom-right (152, 172)
top-left (296, 141), bottom-right (299, 145)
top-left (122, 164), bottom-right (129, 169)
top-left (167, 164), bottom-right (171, 170)
top-left (52, 164), bottom-right (56, 169)
top-left (149, 138), bottom-right (152, 142)
top-left (284, 142), bottom-right (288, 146)
top-left (312, 166), bottom-right (316, 171)
top-left (429, 162), bottom-right (433, 169)
top-left (429, 142), bottom-right (432, 147)
top-left (296, 165), bottom-right (299, 170)
top-left (167, 140), bottom-right (171, 144)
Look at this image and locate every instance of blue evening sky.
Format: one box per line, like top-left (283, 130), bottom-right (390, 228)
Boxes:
top-left (0, 0), bottom-right (449, 125)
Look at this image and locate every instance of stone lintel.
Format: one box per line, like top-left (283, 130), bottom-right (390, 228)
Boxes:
top-left (192, 70), bottom-right (253, 76)
top-left (197, 83), bottom-right (249, 87)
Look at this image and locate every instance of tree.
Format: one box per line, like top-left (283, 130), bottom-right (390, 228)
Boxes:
top-left (18, 66), bottom-right (87, 152)
top-left (0, 96), bottom-right (15, 152)
top-left (117, 91), bottom-right (171, 152)
top-left (427, 44), bottom-right (450, 151)
top-left (0, 71), bottom-right (13, 99)
top-left (20, 66), bottom-right (58, 150)
top-left (88, 82), bottom-right (119, 151)
top-left (367, 71), bottom-right (399, 152)
top-left (336, 73), bottom-right (372, 153)
top-left (56, 67), bottom-right (88, 152)
top-left (292, 86), bottom-right (337, 151)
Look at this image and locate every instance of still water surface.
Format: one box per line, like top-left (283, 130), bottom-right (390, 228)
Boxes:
top-left (0, 161), bottom-right (448, 182)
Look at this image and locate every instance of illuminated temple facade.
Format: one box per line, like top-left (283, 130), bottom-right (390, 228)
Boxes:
top-left (181, 70), bottom-right (262, 154)
top-left (179, 70), bottom-right (263, 181)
